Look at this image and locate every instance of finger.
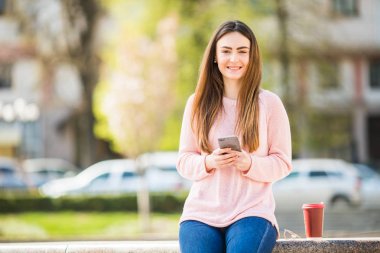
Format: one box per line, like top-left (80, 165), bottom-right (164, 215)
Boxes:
top-left (215, 152), bottom-right (237, 162)
top-left (218, 156), bottom-right (238, 165)
top-left (218, 148), bottom-right (232, 155)
top-left (220, 152), bottom-right (238, 160)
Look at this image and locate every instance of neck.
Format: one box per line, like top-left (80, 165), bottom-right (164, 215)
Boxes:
top-left (223, 79), bottom-right (241, 99)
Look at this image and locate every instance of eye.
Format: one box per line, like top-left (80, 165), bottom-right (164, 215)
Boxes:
top-left (239, 50), bottom-right (249, 54)
top-left (221, 50), bottom-right (230, 54)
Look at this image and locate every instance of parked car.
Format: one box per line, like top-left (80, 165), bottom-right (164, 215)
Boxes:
top-left (39, 159), bottom-right (141, 197)
top-left (39, 152), bottom-right (193, 197)
top-left (353, 163), bottom-right (380, 209)
top-left (273, 158), bottom-right (362, 211)
top-left (139, 151), bottom-right (192, 192)
top-left (0, 157), bottom-right (28, 190)
top-left (22, 158), bottom-right (79, 187)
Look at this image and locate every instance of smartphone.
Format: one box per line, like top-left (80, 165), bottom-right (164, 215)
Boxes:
top-left (218, 136), bottom-right (241, 152)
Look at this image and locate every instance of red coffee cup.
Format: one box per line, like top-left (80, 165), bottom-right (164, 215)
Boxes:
top-left (302, 202), bottom-right (325, 238)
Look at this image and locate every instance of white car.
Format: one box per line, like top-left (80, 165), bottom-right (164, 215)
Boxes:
top-left (273, 158), bottom-right (362, 211)
top-left (353, 163), bottom-right (380, 210)
top-left (22, 158), bottom-right (79, 187)
top-left (39, 153), bottom-right (193, 197)
top-left (139, 151), bottom-right (192, 192)
top-left (39, 159), bottom-right (141, 197)
top-left (0, 157), bottom-right (27, 190)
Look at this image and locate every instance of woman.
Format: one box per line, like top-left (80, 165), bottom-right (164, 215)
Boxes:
top-left (177, 20), bottom-right (292, 253)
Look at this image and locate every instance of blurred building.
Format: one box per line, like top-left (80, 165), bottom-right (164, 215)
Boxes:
top-left (1, 0), bottom-right (379, 167)
top-left (263, 0), bottom-right (380, 165)
top-left (0, 1), bottom-right (82, 162)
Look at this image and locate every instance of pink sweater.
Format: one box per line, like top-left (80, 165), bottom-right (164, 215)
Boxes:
top-left (176, 89), bottom-right (292, 233)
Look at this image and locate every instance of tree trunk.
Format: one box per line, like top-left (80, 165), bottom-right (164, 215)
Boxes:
top-left (275, 0), bottom-right (290, 100)
top-left (66, 0), bottom-right (101, 167)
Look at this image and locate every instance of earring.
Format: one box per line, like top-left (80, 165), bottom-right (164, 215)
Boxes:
top-left (214, 60), bottom-right (217, 63)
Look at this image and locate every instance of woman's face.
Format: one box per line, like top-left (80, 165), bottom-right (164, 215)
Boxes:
top-left (215, 31), bottom-right (251, 84)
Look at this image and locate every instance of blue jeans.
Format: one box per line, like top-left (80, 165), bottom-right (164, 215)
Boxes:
top-left (179, 216), bottom-right (277, 253)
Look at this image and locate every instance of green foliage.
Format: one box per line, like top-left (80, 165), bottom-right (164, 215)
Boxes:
top-left (0, 211), bottom-right (180, 240)
top-left (100, 0), bottom-right (179, 37)
top-left (93, 0), bottom-right (267, 154)
top-left (94, 1), bottom-right (180, 157)
top-left (307, 111), bottom-right (352, 158)
top-left (150, 192), bottom-right (187, 213)
top-left (93, 81), bottom-right (113, 146)
top-left (0, 193), bottom-right (187, 213)
top-left (158, 109), bottom-right (183, 150)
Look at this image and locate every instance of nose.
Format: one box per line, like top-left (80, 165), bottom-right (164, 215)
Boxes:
top-left (230, 52), bottom-right (238, 62)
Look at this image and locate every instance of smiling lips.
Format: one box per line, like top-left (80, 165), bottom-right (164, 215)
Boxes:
top-left (227, 66), bottom-right (242, 71)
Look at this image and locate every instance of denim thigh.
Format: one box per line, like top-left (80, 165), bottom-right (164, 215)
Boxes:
top-left (179, 220), bottom-right (225, 253)
top-left (225, 216), bottom-right (277, 253)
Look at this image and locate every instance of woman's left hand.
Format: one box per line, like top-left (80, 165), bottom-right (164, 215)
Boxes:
top-left (233, 151), bottom-right (252, 173)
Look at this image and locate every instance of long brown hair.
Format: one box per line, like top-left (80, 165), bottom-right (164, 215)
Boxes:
top-left (192, 20), bottom-right (262, 153)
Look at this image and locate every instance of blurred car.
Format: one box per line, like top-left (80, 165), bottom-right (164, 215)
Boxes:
top-left (0, 157), bottom-right (28, 190)
top-left (39, 159), bottom-right (141, 197)
top-left (273, 158), bottom-right (362, 211)
top-left (139, 151), bottom-right (192, 192)
top-left (22, 158), bottom-right (79, 187)
top-left (353, 163), bottom-right (380, 209)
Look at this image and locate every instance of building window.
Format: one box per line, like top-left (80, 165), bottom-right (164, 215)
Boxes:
top-left (0, 64), bottom-right (12, 89)
top-left (0, 0), bottom-right (6, 15)
top-left (370, 59), bottom-right (380, 89)
top-left (317, 59), bottom-right (339, 90)
top-left (331, 0), bottom-right (359, 17)
top-left (368, 115), bottom-right (380, 162)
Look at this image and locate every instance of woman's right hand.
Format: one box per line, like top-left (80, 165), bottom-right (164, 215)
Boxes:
top-left (205, 148), bottom-right (238, 172)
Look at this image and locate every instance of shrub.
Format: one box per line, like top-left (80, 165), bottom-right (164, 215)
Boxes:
top-left (0, 193), bottom-right (187, 213)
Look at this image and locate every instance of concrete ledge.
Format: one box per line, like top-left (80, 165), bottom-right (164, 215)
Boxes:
top-left (274, 238), bottom-right (380, 253)
top-left (0, 238), bottom-right (380, 253)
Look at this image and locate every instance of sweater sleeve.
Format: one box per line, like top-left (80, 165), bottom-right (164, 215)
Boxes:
top-left (243, 92), bottom-right (292, 183)
top-left (176, 95), bottom-right (214, 181)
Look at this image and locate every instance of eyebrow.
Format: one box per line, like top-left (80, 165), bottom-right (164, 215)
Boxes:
top-left (220, 46), bottom-right (249, 50)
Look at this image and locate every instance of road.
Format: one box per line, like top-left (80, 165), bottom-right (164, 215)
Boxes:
top-left (276, 209), bottom-right (380, 239)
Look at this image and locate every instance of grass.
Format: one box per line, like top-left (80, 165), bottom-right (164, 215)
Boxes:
top-left (0, 212), bottom-right (181, 241)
